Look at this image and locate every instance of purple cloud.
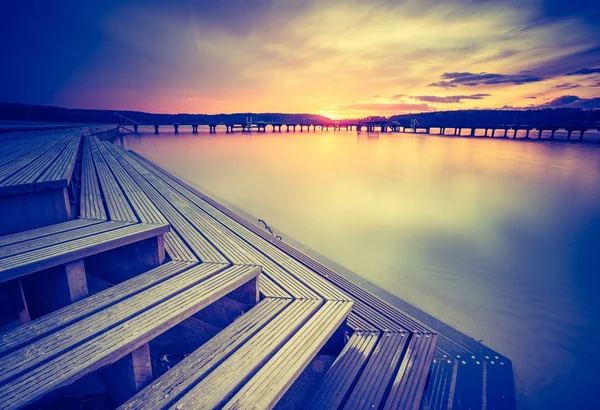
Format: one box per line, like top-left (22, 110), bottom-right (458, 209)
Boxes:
top-left (534, 95), bottom-right (600, 109)
top-left (567, 67), bottom-right (600, 76)
top-left (428, 72), bottom-right (545, 88)
top-left (412, 94), bottom-right (490, 103)
top-left (554, 83), bottom-right (581, 90)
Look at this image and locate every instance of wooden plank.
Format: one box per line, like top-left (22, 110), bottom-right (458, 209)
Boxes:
top-left (80, 194), bottom-right (107, 220)
top-left (163, 231), bottom-right (199, 262)
top-left (307, 331), bottom-right (379, 409)
top-left (259, 273), bottom-right (293, 299)
top-left (80, 136), bottom-right (103, 198)
top-left (0, 260), bottom-right (197, 357)
top-left (0, 263), bottom-right (249, 384)
top-left (0, 220), bottom-right (130, 259)
top-left (347, 311), bottom-right (379, 332)
top-left (0, 264), bottom-right (260, 410)
top-left (383, 333), bottom-right (438, 410)
top-left (0, 219), bottom-right (102, 247)
top-left (0, 133), bottom-right (67, 178)
top-left (223, 300), bottom-right (353, 410)
top-left (0, 222), bottom-right (168, 282)
top-left (89, 137), bottom-right (138, 222)
top-left (343, 332), bottom-right (409, 409)
top-left (169, 299), bottom-right (322, 409)
top-left (0, 133), bottom-right (73, 194)
top-left (118, 298), bottom-right (291, 410)
top-left (36, 132), bottom-right (82, 189)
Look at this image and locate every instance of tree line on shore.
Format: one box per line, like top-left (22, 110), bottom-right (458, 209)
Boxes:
top-left (1, 102), bottom-right (598, 127)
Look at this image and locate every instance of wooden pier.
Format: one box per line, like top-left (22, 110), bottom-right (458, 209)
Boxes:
top-left (0, 127), bottom-right (516, 409)
top-left (125, 119), bottom-right (600, 143)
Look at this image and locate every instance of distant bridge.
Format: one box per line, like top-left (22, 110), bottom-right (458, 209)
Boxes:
top-left (116, 117), bottom-right (600, 142)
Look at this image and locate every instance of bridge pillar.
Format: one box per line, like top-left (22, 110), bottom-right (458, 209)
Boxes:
top-left (174, 125), bottom-right (179, 134)
top-left (154, 125), bottom-right (159, 134)
top-left (551, 129), bottom-right (556, 139)
top-left (567, 130), bottom-right (573, 140)
top-left (525, 129), bottom-right (531, 139)
top-left (133, 124), bottom-right (138, 133)
top-left (470, 128), bottom-right (475, 137)
top-left (503, 129), bottom-right (508, 138)
top-left (579, 130), bottom-right (586, 140)
top-left (192, 125), bottom-right (198, 134)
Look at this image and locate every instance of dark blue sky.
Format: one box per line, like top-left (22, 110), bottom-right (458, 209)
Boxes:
top-left (1, 0), bottom-right (599, 115)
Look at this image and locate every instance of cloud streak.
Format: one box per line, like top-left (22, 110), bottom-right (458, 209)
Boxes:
top-left (530, 95), bottom-right (600, 109)
top-left (567, 67), bottom-right (600, 76)
top-left (428, 72), bottom-right (546, 88)
top-left (411, 94), bottom-right (491, 103)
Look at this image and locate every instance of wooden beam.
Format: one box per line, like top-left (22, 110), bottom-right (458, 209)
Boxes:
top-left (100, 343), bottom-right (153, 405)
top-left (21, 259), bottom-right (88, 319)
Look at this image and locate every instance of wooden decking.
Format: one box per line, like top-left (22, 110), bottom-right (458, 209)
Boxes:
top-left (0, 129), bottom-right (516, 409)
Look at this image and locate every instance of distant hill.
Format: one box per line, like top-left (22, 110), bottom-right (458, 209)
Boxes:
top-left (391, 108), bottom-right (600, 127)
top-left (0, 102), bottom-right (598, 126)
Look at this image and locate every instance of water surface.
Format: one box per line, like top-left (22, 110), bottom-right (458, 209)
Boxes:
top-left (121, 129), bottom-right (600, 410)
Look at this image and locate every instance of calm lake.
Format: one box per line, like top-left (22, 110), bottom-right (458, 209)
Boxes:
top-left (121, 129), bottom-right (600, 410)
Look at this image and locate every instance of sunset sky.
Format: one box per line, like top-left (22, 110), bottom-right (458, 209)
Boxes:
top-left (2, 0), bottom-right (599, 118)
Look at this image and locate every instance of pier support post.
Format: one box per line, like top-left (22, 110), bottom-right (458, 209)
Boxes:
top-left (174, 125), bottom-right (179, 134)
top-left (551, 129), bottom-right (556, 139)
top-left (525, 129), bottom-right (530, 139)
top-left (567, 130), bottom-right (573, 140)
top-left (154, 125), bottom-right (159, 134)
top-left (21, 259), bottom-right (88, 319)
top-left (100, 343), bottom-right (153, 404)
top-left (192, 125), bottom-right (198, 134)
top-left (470, 128), bottom-right (475, 137)
top-left (504, 129), bottom-right (508, 138)
top-left (133, 124), bottom-right (138, 133)
top-left (580, 130), bottom-right (586, 140)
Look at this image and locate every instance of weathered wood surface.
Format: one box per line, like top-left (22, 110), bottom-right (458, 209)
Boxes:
top-left (0, 260), bottom-right (197, 356)
top-left (223, 300), bottom-right (353, 410)
top-left (0, 264), bottom-right (260, 410)
top-left (0, 131), bottom-right (81, 195)
top-left (80, 135), bottom-right (107, 220)
top-left (119, 298), bottom-right (291, 410)
top-left (0, 221), bottom-right (169, 282)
